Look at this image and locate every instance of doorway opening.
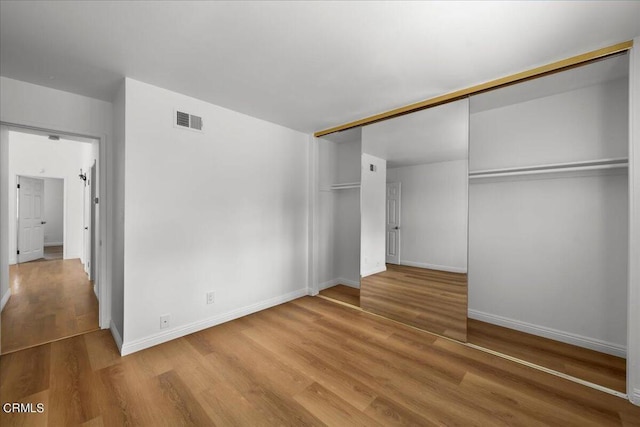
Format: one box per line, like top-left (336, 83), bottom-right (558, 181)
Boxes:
top-left (1, 128), bottom-right (100, 354)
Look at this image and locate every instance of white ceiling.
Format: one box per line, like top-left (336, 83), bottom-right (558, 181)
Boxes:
top-left (362, 99), bottom-right (469, 168)
top-left (1, 1), bottom-right (639, 134)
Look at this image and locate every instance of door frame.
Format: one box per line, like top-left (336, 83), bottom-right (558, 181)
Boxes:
top-left (1, 122), bottom-right (110, 330)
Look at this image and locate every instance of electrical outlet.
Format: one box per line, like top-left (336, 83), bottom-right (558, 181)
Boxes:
top-left (160, 314), bottom-right (170, 329)
top-left (206, 291), bottom-right (215, 305)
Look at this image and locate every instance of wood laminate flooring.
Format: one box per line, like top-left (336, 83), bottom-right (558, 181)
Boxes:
top-left (361, 264), bottom-right (468, 342)
top-left (1, 259), bottom-right (99, 354)
top-left (1, 296), bottom-right (639, 426)
top-left (467, 318), bottom-right (627, 393)
top-left (322, 281), bottom-right (627, 395)
top-left (319, 284), bottom-right (360, 307)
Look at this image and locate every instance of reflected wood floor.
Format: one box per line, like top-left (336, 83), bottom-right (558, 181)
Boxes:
top-left (1, 296), bottom-right (639, 426)
top-left (1, 259), bottom-right (99, 354)
top-left (319, 284), bottom-right (360, 307)
top-left (468, 318), bottom-right (627, 393)
top-left (361, 264), bottom-right (468, 342)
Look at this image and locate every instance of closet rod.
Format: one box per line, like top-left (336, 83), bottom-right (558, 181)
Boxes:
top-left (469, 163), bottom-right (628, 179)
top-left (314, 40), bottom-right (633, 138)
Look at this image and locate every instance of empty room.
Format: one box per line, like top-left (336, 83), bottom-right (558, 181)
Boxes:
top-left (1, 1), bottom-right (639, 426)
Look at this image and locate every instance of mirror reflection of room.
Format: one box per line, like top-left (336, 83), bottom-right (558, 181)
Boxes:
top-left (359, 99), bottom-right (469, 342)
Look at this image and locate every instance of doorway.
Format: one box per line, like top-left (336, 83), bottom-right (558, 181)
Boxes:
top-left (1, 128), bottom-right (101, 354)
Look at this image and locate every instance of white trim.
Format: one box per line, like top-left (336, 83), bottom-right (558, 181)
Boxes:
top-left (1, 288), bottom-right (10, 311)
top-left (44, 242), bottom-right (63, 247)
top-left (468, 309), bottom-right (626, 358)
top-left (338, 278), bottom-right (360, 288)
top-left (308, 136), bottom-right (319, 296)
top-left (400, 260), bottom-right (467, 274)
top-left (120, 287), bottom-right (308, 356)
top-left (110, 319), bottom-right (123, 353)
top-left (318, 277), bottom-right (360, 291)
top-left (361, 265), bottom-right (387, 278)
top-left (628, 36), bottom-right (640, 405)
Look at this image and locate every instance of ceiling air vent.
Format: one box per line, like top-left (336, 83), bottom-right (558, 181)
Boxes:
top-left (174, 109), bottom-right (204, 132)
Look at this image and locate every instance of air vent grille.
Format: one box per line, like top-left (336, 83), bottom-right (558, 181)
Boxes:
top-left (175, 110), bottom-right (204, 132)
top-left (190, 115), bottom-right (203, 131)
top-left (176, 111), bottom-right (190, 127)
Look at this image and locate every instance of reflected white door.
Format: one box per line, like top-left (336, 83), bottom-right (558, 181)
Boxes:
top-left (18, 176), bottom-right (45, 263)
top-left (386, 182), bottom-right (401, 264)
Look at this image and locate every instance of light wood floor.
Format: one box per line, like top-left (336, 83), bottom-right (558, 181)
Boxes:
top-left (1, 296), bottom-right (639, 426)
top-left (321, 284), bottom-right (627, 394)
top-left (467, 318), bottom-right (627, 393)
top-left (1, 259), bottom-right (99, 355)
top-left (319, 284), bottom-right (360, 307)
top-left (361, 264), bottom-right (468, 342)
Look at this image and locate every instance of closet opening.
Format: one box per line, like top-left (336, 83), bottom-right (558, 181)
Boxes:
top-left (314, 49), bottom-right (631, 398)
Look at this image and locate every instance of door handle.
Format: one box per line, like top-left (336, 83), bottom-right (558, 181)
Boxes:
top-left (41, 221), bottom-right (47, 224)
top-left (394, 226), bottom-right (399, 230)
top-left (84, 227), bottom-right (89, 230)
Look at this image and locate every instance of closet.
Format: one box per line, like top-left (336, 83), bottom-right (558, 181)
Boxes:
top-left (317, 128), bottom-right (361, 297)
top-left (314, 49), bottom-right (631, 394)
top-left (468, 53), bottom-right (629, 391)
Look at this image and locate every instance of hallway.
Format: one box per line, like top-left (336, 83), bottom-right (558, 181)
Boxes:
top-left (1, 258), bottom-right (99, 354)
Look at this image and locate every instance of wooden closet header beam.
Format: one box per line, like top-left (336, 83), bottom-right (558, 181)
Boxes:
top-left (314, 40), bottom-right (633, 138)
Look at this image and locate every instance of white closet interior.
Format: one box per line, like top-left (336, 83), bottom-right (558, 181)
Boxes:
top-left (468, 53), bottom-right (630, 357)
top-left (317, 129), bottom-right (361, 290)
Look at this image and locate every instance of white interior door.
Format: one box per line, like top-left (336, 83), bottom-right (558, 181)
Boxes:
top-left (386, 182), bottom-right (401, 264)
top-left (18, 176), bottom-right (45, 263)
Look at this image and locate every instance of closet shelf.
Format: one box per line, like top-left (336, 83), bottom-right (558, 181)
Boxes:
top-left (330, 182), bottom-right (361, 190)
top-left (469, 158), bottom-right (628, 179)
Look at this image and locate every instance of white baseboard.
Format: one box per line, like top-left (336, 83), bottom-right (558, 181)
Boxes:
top-left (110, 320), bottom-right (123, 353)
top-left (338, 278), bottom-right (360, 288)
top-left (468, 309), bottom-right (626, 358)
top-left (1, 289), bottom-right (10, 311)
top-left (401, 260), bottom-right (467, 274)
top-left (318, 277), bottom-right (360, 291)
top-left (44, 242), bottom-right (63, 247)
top-left (361, 266), bottom-right (387, 278)
top-left (630, 388), bottom-right (640, 406)
top-left (121, 287), bottom-right (308, 356)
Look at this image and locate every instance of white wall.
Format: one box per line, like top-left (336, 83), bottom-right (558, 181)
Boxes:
top-left (318, 139), bottom-right (337, 286)
top-left (8, 132), bottom-right (93, 263)
top-left (110, 79), bottom-right (125, 346)
top-left (0, 126), bottom-right (9, 322)
top-left (360, 153), bottom-right (386, 277)
top-left (121, 78), bottom-right (309, 354)
top-left (469, 74), bottom-right (629, 356)
top-left (470, 78), bottom-right (628, 170)
top-left (43, 178), bottom-right (64, 246)
top-left (334, 141), bottom-right (361, 286)
top-left (388, 160), bottom-right (468, 273)
top-left (0, 76), bottom-right (113, 330)
top-left (317, 138), bottom-right (361, 288)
